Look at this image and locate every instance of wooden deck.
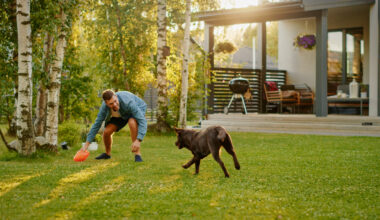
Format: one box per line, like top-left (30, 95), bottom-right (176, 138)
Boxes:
top-left (200, 113), bottom-right (380, 137)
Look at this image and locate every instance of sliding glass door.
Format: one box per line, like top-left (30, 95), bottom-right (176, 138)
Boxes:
top-left (327, 28), bottom-right (364, 95)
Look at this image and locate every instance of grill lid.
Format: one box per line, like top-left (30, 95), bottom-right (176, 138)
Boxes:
top-left (229, 77), bottom-right (249, 94)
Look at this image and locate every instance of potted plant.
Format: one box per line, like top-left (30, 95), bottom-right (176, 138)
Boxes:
top-left (293, 34), bottom-right (316, 50)
top-left (360, 84), bottom-right (368, 98)
top-left (214, 41), bottom-right (237, 54)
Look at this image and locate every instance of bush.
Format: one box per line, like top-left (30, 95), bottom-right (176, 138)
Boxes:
top-left (58, 122), bottom-right (84, 147)
top-left (94, 134), bottom-right (102, 143)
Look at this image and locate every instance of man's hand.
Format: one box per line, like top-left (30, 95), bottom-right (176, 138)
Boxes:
top-left (131, 139), bottom-right (141, 154)
top-left (81, 142), bottom-right (90, 151)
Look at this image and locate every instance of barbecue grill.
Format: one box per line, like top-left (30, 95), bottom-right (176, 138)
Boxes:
top-left (224, 77), bottom-right (250, 114)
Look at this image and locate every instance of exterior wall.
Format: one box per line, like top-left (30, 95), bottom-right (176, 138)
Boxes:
top-left (278, 5), bottom-right (371, 93)
top-left (278, 18), bottom-right (317, 91)
top-left (328, 5), bottom-right (370, 83)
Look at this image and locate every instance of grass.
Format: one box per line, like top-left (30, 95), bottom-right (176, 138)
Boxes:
top-left (0, 126), bottom-right (379, 219)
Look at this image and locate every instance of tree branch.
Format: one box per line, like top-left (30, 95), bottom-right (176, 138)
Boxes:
top-left (0, 129), bottom-right (17, 152)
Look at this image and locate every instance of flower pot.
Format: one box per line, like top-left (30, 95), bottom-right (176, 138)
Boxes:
top-left (89, 142), bottom-right (98, 151)
top-left (82, 142), bottom-right (98, 151)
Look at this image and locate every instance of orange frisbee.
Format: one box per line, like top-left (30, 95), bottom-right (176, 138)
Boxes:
top-left (73, 150), bottom-right (89, 162)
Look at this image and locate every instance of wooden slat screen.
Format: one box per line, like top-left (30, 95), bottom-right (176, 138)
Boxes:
top-left (210, 68), bottom-right (287, 113)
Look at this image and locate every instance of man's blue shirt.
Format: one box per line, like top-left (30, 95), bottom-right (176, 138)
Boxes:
top-left (86, 91), bottom-right (147, 142)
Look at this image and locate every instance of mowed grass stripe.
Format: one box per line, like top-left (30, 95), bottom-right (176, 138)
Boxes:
top-left (0, 130), bottom-right (378, 219)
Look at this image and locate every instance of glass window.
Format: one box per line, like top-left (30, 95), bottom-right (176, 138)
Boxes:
top-left (327, 28), bottom-right (363, 95)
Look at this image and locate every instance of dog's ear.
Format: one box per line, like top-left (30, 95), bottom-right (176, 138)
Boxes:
top-left (174, 127), bottom-right (182, 134)
top-left (216, 127), bottom-right (227, 142)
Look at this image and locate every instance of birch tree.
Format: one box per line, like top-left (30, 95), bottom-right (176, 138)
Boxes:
top-left (156, 0), bottom-right (170, 132)
top-left (178, 0), bottom-right (191, 128)
top-left (45, 8), bottom-right (67, 148)
top-left (35, 33), bottom-right (53, 136)
top-left (16, 0), bottom-right (35, 155)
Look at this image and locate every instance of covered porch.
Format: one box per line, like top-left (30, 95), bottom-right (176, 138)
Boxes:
top-left (201, 113), bottom-right (380, 137)
top-left (197, 0), bottom-right (379, 117)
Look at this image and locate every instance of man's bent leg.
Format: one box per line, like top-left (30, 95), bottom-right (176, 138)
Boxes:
top-left (103, 123), bottom-right (118, 155)
top-left (128, 118), bottom-right (141, 156)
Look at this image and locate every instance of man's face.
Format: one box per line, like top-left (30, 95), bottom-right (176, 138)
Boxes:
top-left (105, 95), bottom-right (119, 111)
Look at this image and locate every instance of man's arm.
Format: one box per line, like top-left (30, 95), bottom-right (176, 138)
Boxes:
top-left (122, 100), bottom-right (147, 141)
top-left (85, 102), bottom-right (108, 147)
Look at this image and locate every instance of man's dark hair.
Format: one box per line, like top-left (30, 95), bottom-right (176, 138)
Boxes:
top-left (102, 89), bottom-right (115, 101)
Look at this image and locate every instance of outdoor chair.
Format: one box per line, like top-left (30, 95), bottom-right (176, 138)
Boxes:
top-left (264, 82), bottom-right (299, 113)
top-left (294, 84), bottom-right (314, 113)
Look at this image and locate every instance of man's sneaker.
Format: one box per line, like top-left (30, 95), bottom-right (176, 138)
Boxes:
top-left (95, 153), bottom-right (111, 160)
top-left (135, 155), bottom-right (143, 162)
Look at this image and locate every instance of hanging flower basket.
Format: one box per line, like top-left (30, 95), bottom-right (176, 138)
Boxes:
top-left (293, 34), bottom-right (316, 50)
top-left (214, 41), bottom-right (237, 54)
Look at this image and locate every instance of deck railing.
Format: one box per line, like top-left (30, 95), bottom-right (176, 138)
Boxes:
top-left (209, 68), bottom-right (287, 113)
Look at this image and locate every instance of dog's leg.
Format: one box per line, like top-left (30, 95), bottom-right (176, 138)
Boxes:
top-left (211, 148), bottom-right (230, 178)
top-left (195, 159), bottom-right (200, 174)
top-left (182, 157), bottom-right (196, 169)
top-left (222, 135), bottom-right (240, 170)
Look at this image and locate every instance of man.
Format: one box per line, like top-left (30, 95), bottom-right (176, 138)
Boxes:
top-left (82, 89), bottom-right (147, 162)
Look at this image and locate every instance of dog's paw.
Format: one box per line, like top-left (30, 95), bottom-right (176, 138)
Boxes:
top-left (182, 164), bottom-right (189, 169)
top-left (224, 174), bottom-right (230, 178)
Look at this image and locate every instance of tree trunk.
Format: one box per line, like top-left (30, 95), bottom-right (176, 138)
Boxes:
top-left (179, 0), bottom-right (191, 129)
top-left (35, 33), bottom-right (53, 136)
top-left (34, 85), bottom-right (46, 136)
top-left (156, 0), bottom-right (170, 132)
top-left (8, 71), bottom-right (18, 136)
top-left (45, 9), bottom-right (67, 148)
top-left (16, 0), bottom-right (35, 155)
top-left (7, 89), bottom-right (17, 136)
top-left (114, 0), bottom-right (130, 91)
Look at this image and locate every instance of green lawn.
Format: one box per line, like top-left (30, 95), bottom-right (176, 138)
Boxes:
top-left (0, 127), bottom-right (379, 219)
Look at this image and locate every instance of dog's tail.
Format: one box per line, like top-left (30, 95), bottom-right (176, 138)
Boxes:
top-left (216, 127), bottom-right (240, 170)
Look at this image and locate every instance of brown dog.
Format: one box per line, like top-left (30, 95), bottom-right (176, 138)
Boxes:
top-left (174, 126), bottom-right (240, 177)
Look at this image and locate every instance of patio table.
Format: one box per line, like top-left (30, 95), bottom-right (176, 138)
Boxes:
top-left (327, 96), bottom-right (369, 115)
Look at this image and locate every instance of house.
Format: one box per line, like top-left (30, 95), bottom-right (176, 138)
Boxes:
top-left (197, 0), bottom-right (379, 117)
top-left (232, 46), bottom-right (277, 69)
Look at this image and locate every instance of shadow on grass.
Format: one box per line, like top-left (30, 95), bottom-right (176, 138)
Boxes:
top-left (0, 149), bottom-right (57, 162)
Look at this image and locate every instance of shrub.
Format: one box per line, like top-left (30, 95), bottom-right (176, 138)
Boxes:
top-left (94, 134), bottom-right (102, 143)
top-left (58, 122), bottom-right (84, 147)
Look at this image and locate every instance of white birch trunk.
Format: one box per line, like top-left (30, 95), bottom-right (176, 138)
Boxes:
top-left (16, 0), bottom-right (35, 155)
top-left (45, 9), bottom-right (67, 147)
top-left (156, 0), bottom-right (170, 132)
top-left (35, 33), bottom-right (52, 136)
top-left (179, 0), bottom-right (191, 128)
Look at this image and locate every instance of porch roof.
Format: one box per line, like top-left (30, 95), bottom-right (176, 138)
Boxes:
top-left (302, 0), bottom-right (374, 11)
top-left (196, 0), bottom-right (375, 25)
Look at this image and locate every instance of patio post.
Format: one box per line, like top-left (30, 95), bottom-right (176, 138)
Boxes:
top-left (204, 23), bottom-right (214, 114)
top-left (315, 9), bottom-right (328, 117)
top-left (259, 22), bottom-right (267, 113)
top-left (369, 0), bottom-right (380, 116)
